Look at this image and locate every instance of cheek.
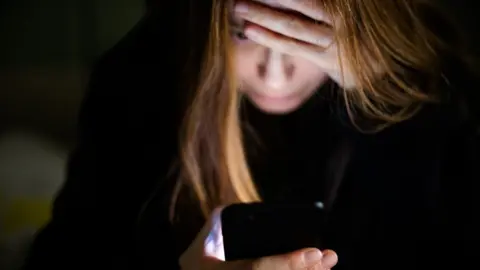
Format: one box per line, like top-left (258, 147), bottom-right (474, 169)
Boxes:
top-left (234, 49), bottom-right (258, 92)
top-left (293, 60), bottom-right (328, 85)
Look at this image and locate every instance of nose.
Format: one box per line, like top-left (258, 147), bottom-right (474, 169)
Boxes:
top-left (258, 50), bottom-right (294, 90)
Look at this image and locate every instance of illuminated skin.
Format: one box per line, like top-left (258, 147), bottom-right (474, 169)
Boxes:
top-left (232, 0), bottom-right (363, 114)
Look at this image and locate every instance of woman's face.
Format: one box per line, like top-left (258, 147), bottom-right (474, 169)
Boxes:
top-left (232, 1), bottom-right (328, 114)
top-left (235, 41), bottom-right (328, 114)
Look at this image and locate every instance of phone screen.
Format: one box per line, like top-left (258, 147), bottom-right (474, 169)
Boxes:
top-left (204, 213), bottom-right (226, 261)
top-left (220, 203), bottom-right (325, 261)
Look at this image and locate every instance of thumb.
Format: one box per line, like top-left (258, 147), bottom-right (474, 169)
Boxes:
top-left (251, 248), bottom-right (323, 270)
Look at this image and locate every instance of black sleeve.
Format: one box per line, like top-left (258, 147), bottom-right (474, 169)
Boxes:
top-left (431, 117), bottom-right (480, 269)
top-left (22, 40), bottom-right (180, 269)
top-left (452, 126), bottom-right (480, 269)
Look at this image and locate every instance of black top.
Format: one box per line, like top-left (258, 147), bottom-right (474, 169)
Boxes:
top-left (23, 11), bottom-right (479, 270)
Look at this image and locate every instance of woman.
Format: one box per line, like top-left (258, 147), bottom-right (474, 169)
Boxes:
top-left (24, 0), bottom-right (478, 269)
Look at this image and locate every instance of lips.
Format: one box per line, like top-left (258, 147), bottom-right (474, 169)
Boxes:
top-left (253, 91), bottom-right (298, 101)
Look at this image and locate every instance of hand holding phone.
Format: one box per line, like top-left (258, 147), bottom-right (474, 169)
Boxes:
top-left (179, 206), bottom-right (338, 270)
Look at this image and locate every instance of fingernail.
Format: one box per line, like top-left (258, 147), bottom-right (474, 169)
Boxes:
top-left (235, 3), bottom-right (248, 13)
top-left (303, 249), bottom-right (323, 265)
top-left (321, 250), bottom-right (339, 267)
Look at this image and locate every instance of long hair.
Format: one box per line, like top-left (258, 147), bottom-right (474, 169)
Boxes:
top-left (173, 0), bottom-right (469, 218)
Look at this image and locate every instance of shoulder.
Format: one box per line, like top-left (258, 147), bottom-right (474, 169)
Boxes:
top-left (79, 13), bottom-right (186, 140)
top-left (344, 66), bottom-right (478, 181)
top-left (89, 13), bottom-right (179, 96)
top-left (73, 10), bottom-right (186, 190)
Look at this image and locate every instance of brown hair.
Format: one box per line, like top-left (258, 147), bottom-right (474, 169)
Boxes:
top-left (173, 0), bottom-right (466, 218)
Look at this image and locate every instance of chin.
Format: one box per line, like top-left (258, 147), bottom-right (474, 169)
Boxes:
top-left (248, 94), bottom-right (308, 115)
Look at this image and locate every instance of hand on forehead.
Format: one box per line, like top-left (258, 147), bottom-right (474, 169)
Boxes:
top-left (253, 0), bottom-right (281, 6)
top-left (252, 0), bottom-right (288, 10)
top-left (235, 0), bottom-right (331, 26)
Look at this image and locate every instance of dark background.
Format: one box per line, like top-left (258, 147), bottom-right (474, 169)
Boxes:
top-left (0, 0), bottom-right (143, 146)
top-left (0, 0), bottom-right (143, 268)
top-left (0, 0), bottom-right (478, 269)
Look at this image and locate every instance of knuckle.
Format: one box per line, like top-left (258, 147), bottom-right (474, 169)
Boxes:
top-left (286, 254), bottom-right (299, 270)
top-left (250, 13), bottom-right (265, 25)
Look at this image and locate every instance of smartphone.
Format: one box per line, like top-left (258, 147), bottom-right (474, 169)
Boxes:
top-left (220, 203), bottom-right (325, 261)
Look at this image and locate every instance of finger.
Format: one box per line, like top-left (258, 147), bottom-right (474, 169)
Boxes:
top-left (251, 0), bottom-right (290, 11)
top-left (244, 24), bottom-right (334, 71)
top-left (252, 248), bottom-right (323, 270)
top-left (251, 0), bottom-right (332, 24)
top-left (275, 0), bottom-right (333, 24)
top-left (321, 250), bottom-right (338, 269)
top-left (235, 1), bottom-right (332, 47)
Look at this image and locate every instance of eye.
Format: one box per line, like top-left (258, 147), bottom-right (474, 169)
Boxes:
top-left (233, 30), bottom-right (248, 41)
top-left (230, 23), bottom-right (249, 42)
